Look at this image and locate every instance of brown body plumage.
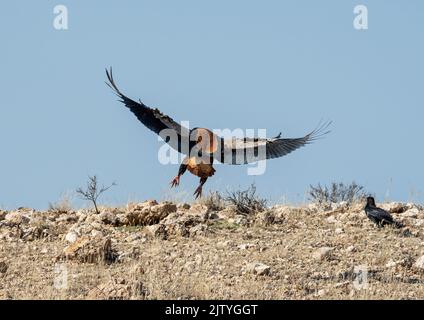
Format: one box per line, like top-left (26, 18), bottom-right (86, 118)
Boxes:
top-left (173, 128), bottom-right (217, 198)
top-left (185, 157), bottom-right (215, 178)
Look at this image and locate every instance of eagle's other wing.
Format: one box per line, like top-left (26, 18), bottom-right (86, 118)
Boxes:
top-left (216, 121), bottom-right (331, 165)
top-left (106, 68), bottom-right (190, 154)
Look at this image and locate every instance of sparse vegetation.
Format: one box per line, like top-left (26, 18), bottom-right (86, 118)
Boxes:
top-left (48, 192), bottom-right (74, 212)
top-left (1, 198), bottom-right (424, 300)
top-left (199, 191), bottom-right (226, 211)
top-left (76, 175), bottom-right (116, 214)
top-left (3, 182), bottom-right (424, 300)
top-left (116, 225), bottom-right (143, 233)
top-left (309, 181), bottom-right (366, 207)
top-left (225, 183), bottom-right (267, 215)
top-left (209, 219), bottom-right (239, 231)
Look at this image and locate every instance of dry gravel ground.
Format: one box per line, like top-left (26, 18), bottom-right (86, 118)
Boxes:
top-left (0, 200), bottom-right (424, 300)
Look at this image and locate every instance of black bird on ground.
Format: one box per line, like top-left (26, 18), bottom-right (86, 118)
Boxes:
top-left (364, 196), bottom-right (403, 228)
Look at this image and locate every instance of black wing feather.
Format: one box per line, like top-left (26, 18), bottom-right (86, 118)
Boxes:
top-left (218, 120), bottom-right (331, 164)
top-left (266, 121), bottom-right (331, 160)
top-left (105, 68), bottom-right (189, 154)
top-left (366, 207), bottom-right (394, 223)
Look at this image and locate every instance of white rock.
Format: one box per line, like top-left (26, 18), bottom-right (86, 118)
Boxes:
top-left (145, 224), bottom-right (167, 239)
top-left (307, 203), bottom-right (320, 212)
top-left (414, 219), bottom-right (424, 227)
top-left (413, 255), bottom-right (424, 270)
top-left (90, 222), bottom-right (103, 230)
top-left (139, 207), bottom-right (151, 215)
top-left (312, 247), bottom-right (333, 261)
top-left (189, 224), bottom-right (208, 236)
top-left (56, 214), bottom-right (77, 224)
top-left (124, 233), bottom-right (142, 243)
top-left (216, 240), bottom-right (233, 249)
top-left (238, 243), bottom-right (256, 250)
top-left (125, 201), bottom-right (176, 226)
top-left (188, 204), bottom-right (209, 216)
top-left (406, 203), bottom-right (423, 211)
top-left (126, 200), bottom-right (157, 213)
top-left (335, 228), bottom-right (344, 234)
top-left (77, 213), bottom-right (88, 223)
top-left (272, 206), bottom-right (301, 218)
top-left (234, 215), bottom-right (248, 226)
top-left (402, 208), bottom-right (419, 218)
top-left (116, 214), bottom-right (128, 225)
top-left (85, 215), bottom-right (98, 224)
top-left (380, 202), bottom-right (407, 213)
top-left (195, 254), bottom-right (203, 266)
top-left (334, 281), bottom-right (350, 289)
top-left (65, 231), bottom-right (79, 243)
top-left (160, 212), bottom-right (180, 225)
top-left (345, 245), bottom-right (356, 253)
top-left (331, 202), bottom-right (348, 211)
top-left (317, 289), bottom-right (327, 297)
top-left (90, 229), bottom-right (104, 238)
top-left (245, 262), bottom-right (271, 276)
top-left (99, 211), bottom-right (118, 225)
top-left (5, 212), bottom-right (30, 225)
top-left (385, 260), bottom-right (397, 268)
top-left (326, 216), bottom-right (337, 224)
top-left (255, 264), bottom-right (271, 276)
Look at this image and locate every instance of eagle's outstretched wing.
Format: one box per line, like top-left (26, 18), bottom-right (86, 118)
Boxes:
top-left (105, 68), bottom-right (190, 154)
top-left (216, 121), bottom-right (331, 165)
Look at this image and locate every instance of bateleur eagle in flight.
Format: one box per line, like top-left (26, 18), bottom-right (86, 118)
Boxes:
top-left (105, 68), bottom-right (331, 198)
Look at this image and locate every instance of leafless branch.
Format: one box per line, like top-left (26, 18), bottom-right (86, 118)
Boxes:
top-left (76, 175), bottom-right (116, 214)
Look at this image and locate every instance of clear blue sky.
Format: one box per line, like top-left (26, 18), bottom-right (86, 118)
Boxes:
top-left (1, 1), bottom-right (423, 210)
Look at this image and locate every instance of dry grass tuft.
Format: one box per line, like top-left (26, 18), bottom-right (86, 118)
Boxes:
top-left (225, 184), bottom-right (267, 215)
top-left (309, 181), bottom-right (367, 209)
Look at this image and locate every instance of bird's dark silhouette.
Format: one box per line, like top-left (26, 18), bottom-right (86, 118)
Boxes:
top-left (364, 197), bottom-right (403, 228)
top-left (105, 68), bottom-right (331, 198)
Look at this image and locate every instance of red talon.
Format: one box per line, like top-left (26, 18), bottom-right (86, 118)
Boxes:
top-left (170, 176), bottom-right (180, 188)
top-left (194, 186), bottom-right (203, 199)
